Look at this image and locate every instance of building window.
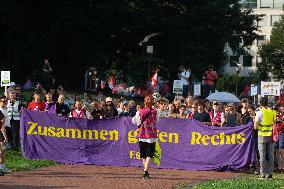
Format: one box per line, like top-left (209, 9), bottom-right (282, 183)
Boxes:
top-left (257, 35), bottom-right (266, 46)
top-left (271, 15), bottom-right (281, 26)
top-left (260, 0), bottom-right (273, 8)
top-left (257, 15), bottom-right (267, 26)
top-left (243, 56), bottom-right (253, 67)
top-left (230, 56), bottom-right (239, 67)
top-left (274, 0), bottom-right (284, 8)
top-left (240, 0), bottom-right (257, 9)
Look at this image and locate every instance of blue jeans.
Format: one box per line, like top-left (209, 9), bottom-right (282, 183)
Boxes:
top-left (258, 137), bottom-right (274, 176)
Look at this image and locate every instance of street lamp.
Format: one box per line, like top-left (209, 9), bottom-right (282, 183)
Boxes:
top-left (139, 33), bottom-right (161, 95)
top-left (146, 46), bottom-right (154, 95)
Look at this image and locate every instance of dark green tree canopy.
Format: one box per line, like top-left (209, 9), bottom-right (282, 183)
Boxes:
top-left (0, 0), bottom-right (260, 89)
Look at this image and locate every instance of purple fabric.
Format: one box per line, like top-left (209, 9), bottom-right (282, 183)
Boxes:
top-left (20, 109), bottom-right (256, 171)
top-left (44, 102), bottom-right (56, 115)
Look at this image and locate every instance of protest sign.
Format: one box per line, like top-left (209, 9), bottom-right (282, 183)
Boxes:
top-left (21, 110), bottom-right (255, 171)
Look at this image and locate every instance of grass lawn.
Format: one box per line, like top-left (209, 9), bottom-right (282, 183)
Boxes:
top-left (5, 150), bottom-right (58, 172)
top-left (176, 173), bottom-right (284, 189)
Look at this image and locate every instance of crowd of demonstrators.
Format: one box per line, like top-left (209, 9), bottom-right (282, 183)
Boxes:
top-left (1, 79), bottom-right (284, 178)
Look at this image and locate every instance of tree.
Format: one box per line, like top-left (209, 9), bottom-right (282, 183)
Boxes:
top-left (0, 0), bottom-right (260, 89)
top-left (258, 11), bottom-right (284, 81)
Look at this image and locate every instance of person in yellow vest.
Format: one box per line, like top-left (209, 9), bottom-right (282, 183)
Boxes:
top-left (254, 97), bottom-right (276, 179)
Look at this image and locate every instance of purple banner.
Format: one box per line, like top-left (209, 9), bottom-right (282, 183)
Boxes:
top-left (20, 110), bottom-right (256, 171)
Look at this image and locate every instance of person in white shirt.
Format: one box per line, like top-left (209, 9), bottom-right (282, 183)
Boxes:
top-left (178, 65), bottom-right (191, 97)
top-left (0, 96), bottom-right (11, 174)
top-left (0, 97), bottom-right (11, 146)
top-left (7, 91), bottom-right (22, 150)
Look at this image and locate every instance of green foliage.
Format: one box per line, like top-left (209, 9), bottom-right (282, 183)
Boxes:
top-left (0, 0), bottom-right (260, 89)
top-left (127, 57), bottom-right (164, 87)
top-left (216, 75), bottom-right (237, 92)
top-left (6, 150), bottom-right (57, 172)
top-left (216, 73), bottom-right (260, 94)
top-left (258, 12), bottom-right (284, 80)
top-left (175, 174), bottom-right (284, 189)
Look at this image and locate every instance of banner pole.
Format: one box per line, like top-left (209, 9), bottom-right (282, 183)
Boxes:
top-left (4, 86), bottom-right (7, 97)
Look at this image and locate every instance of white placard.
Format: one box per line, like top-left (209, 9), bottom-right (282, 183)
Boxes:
top-left (173, 80), bottom-right (183, 94)
top-left (261, 81), bottom-right (281, 96)
top-left (194, 83), bottom-right (201, 96)
top-left (251, 84), bottom-right (258, 96)
top-left (1, 71), bottom-right (10, 87)
top-left (146, 46), bottom-right (153, 54)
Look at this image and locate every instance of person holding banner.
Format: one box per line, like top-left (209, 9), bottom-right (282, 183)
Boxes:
top-left (254, 97), bottom-right (276, 179)
top-left (240, 98), bottom-right (252, 125)
top-left (209, 101), bottom-right (223, 127)
top-left (27, 91), bottom-right (46, 111)
top-left (56, 94), bottom-right (70, 117)
top-left (132, 96), bottom-right (158, 179)
top-left (193, 101), bottom-right (211, 125)
top-left (44, 92), bottom-right (56, 115)
top-left (222, 103), bottom-right (242, 127)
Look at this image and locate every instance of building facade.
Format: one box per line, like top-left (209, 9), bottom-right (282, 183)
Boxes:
top-left (223, 0), bottom-right (284, 76)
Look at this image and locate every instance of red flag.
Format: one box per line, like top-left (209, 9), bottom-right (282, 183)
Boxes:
top-left (151, 69), bottom-right (158, 87)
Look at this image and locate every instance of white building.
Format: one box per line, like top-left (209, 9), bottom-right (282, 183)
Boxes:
top-left (223, 0), bottom-right (284, 76)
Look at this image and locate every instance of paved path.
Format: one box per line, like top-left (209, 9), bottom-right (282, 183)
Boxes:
top-left (0, 165), bottom-right (242, 189)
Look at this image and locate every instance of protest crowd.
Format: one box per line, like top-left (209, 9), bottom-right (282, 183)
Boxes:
top-left (0, 62), bottom-right (283, 179)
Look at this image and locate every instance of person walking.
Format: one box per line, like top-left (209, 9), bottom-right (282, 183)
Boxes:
top-left (132, 96), bottom-right (158, 179)
top-left (254, 97), bottom-right (276, 179)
